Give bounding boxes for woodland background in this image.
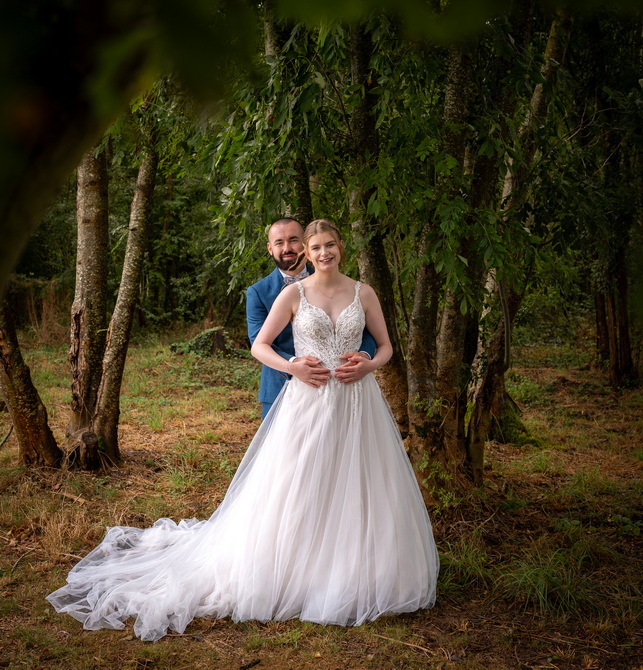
[0,0,641,668]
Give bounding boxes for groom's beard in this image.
[272,252,304,273]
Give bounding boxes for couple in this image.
[47,218,439,642]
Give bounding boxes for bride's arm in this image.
[360,285,393,372]
[251,287,330,388]
[251,285,299,374]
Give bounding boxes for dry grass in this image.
[0,336,641,669]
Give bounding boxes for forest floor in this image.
[0,331,641,670]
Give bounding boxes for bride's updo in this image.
[303,219,346,264]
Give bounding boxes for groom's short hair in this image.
[266,217,302,236]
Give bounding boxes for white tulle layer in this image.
[47,375,439,641]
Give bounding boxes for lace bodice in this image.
[293,282,365,371]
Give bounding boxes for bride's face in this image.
[306,232,343,271]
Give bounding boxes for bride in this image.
[47,219,439,641]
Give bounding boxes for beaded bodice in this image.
[293,282,365,371]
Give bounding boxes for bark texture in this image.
[501,8,574,207]
[0,300,62,467]
[406,241,441,502]
[595,290,610,364]
[348,23,409,435]
[93,141,158,462]
[467,289,523,484]
[69,145,109,435]
[431,46,472,487]
[604,248,637,387]
[293,157,314,225]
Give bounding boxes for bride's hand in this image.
[334,352,372,384]
[289,356,331,388]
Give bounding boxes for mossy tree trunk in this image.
[93,127,158,463]
[406,244,441,501]
[68,144,109,441]
[466,8,573,482]
[348,22,409,436]
[0,300,62,467]
[417,45,472,493]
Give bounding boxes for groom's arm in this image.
[246,285,292,361]
[359,328,377,360]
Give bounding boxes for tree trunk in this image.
[606,289,620,388]
[595,289,610,364]
[293,156,314,225]
[615,247,637,385]
[467,288,523,484]
[0,300,62,467]
[93,141,158,462]
[435,288,470,483]
[406,236,441,503]
[465,9,573,480]
[348,22,409,435]
[501,7,574,205]
[430,45,472,489]
[69,144,109,437]
[263,0,285,60]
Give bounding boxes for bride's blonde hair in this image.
[302,219,346,264]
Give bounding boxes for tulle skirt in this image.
[47,375,439,641]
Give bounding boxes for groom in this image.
[246,217,376,418]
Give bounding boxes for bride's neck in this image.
[311,269,342,288]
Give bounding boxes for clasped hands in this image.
[289,352,371,388]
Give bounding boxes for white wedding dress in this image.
[47,282,438,641]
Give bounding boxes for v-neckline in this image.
[299,283,360,330]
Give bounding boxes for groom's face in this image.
[267,221,305,274]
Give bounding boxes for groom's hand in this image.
[334,352,371,384]
[290,356,331,388]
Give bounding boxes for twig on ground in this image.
[11,546,37,573]
[372,633,435,656]
[0,424,13,449]
[51,490,89,505]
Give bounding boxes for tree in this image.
[69,145,110,438]
[0,300,63,467]
[348,21,410,434]
[466,7,574,485]
[92,115,159,462]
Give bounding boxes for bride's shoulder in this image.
[274,282,301,305]
[355,282,380,310]
[356,281,376,297]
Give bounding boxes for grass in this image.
[0,331,641,669]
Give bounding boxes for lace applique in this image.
[293,282,366,411]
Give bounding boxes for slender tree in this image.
[348,22,410,435]
[93,116,159,462]
[69,144,109,436]
[466,8,574,484]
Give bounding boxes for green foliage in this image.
[417,455,460,512]
[170,327,234,357]
[499,544,602,614]
[439,531,492,598]
[505,373,552,406]
[608,515,642,537]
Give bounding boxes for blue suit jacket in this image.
[246,267,377,404]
